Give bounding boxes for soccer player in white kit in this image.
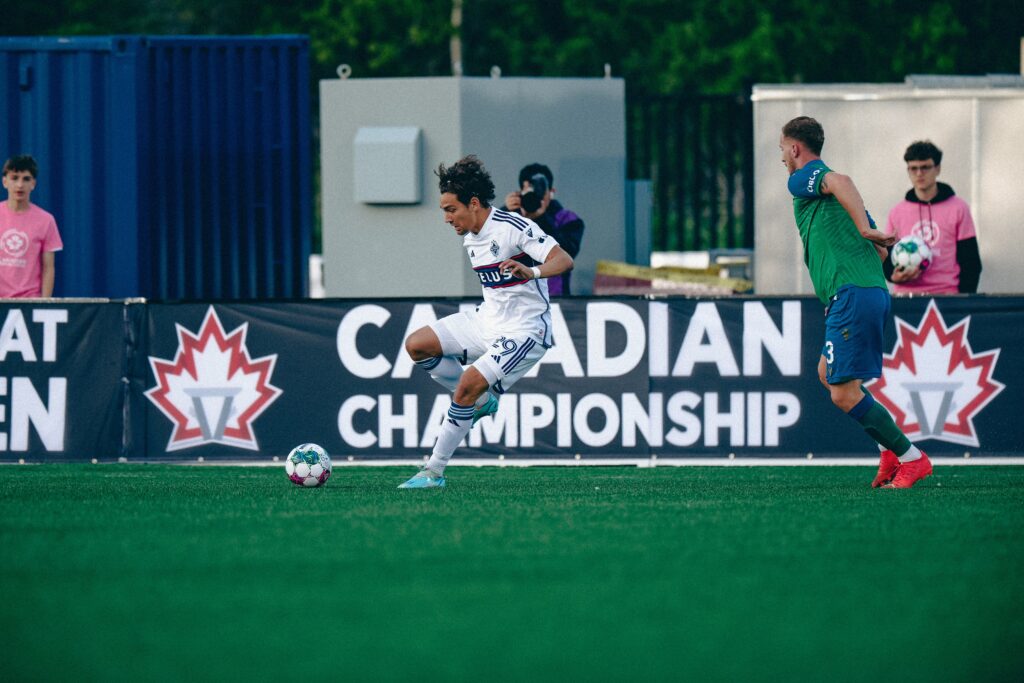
[399,156,574,488]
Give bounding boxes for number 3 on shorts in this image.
[824,341,835,365]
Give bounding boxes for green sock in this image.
[847,391,911,455]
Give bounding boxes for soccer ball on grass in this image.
[285,443,332,487]
[891,235,932,273]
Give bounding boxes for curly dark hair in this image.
[782,116,825,156]
[904,140,942,166]
[435,155,495,207]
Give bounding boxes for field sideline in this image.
[2,465,1022,681]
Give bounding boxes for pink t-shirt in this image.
[0,202,64,297]
[885,194,976,294]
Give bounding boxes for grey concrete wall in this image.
[753,83,1024,295]
[320,78,465,298]
[320,76,626,298]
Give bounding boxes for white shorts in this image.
[430,310,547,395]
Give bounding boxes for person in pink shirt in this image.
[884,141,981,294]
[0,155,63,298]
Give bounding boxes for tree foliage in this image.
[4,0,1020,91]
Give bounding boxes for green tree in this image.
[6,0,1021,94]
[303,0,452,81]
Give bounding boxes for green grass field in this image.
[2,465,1022,682]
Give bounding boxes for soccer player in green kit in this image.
[780,116,932,488]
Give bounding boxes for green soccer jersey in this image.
[788,160,887,304]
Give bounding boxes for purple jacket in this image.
[532,200,585,296]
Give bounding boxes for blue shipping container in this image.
[0,36,312,299]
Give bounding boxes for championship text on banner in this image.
[137,297,1022,461]
[3,298,1019,461]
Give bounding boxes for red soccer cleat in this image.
[871,450,900,488]
[884,452,933,489]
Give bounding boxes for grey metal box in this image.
[353,126,423,204]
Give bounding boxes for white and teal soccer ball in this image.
[891,235,932,272]
[285,443,332,487]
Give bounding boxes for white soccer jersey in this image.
[463,208,558,346]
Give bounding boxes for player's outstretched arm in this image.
[499,246,574,281]
[821,172,897,247]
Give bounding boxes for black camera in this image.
[519,173,549,213]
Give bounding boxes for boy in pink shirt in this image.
[884,141,981,294]
[0,155,63,298]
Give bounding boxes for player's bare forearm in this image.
[498,246,573,281]
[541,246,574,277]
[822,172,897,247]
[873,243,888,262]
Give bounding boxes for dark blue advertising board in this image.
[2,297,1021,461]
[0,302,133,459]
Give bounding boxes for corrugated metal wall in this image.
[0,35,311,299]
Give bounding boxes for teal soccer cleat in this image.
[397,468,447,489]
[472,394,499,425]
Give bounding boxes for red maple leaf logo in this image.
[146,307,282,451]
[869,300,1003,447]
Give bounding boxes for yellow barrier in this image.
[594,260,753,295]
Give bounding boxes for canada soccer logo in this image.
[146,307,282,451]
[869,300,1003,447]
[1,228,29,258]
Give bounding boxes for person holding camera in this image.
[503,163,585,296]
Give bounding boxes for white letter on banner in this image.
[470,395,517,447]
[747,392,763,447]
[666,391,702,446]
[573,393,620,447]
[33,309,67,362]
[672,303,739,377]
[337,305,391,379]
[393,304,443,379]
[622,392,663,448]
[378,394,419,449]
[704,392,745,447]
[519,393,555,447]
[586,302,645,377]
[0,378,7,450]
[648,302,669,377]
[764,392,801,446]
[556,393,573,447]
[11,377,65,451]
[743,301,801,376]
[338,395,377,448]
[0,310,36,362]
[528,304,583,378]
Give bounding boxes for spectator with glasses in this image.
[884,141,982,293]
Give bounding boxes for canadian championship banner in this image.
[2,297,1022,461]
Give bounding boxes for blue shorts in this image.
[822,285,890,385]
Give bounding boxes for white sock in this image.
[415,357,489,408]
[415,355,463,392]
[898,445,922,463]
[426,401,475,474]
